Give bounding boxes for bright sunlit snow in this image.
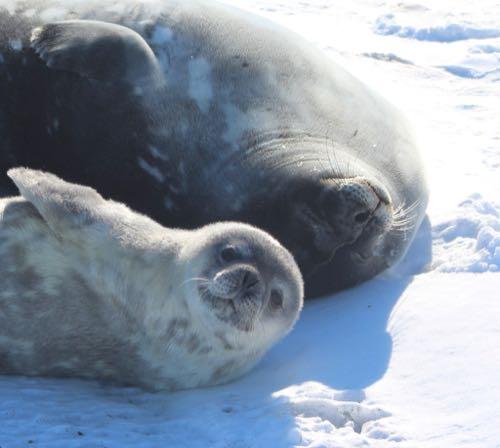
[1,1,499,447]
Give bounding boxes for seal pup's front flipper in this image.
[30,20,162,85]
[7,167,165,250]
[7,167,106,239]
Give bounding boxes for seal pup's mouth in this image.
[198,265,266,332]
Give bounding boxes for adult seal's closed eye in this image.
[0,0,428,298]
[0,168,303,390]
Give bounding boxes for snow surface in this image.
[1,0,499,447]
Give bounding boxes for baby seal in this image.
[0,168,303,390]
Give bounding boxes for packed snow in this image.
[1,0,499,447]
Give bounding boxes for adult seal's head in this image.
[259,144,421,296]
[0,168,303,390]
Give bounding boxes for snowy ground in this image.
[1,1,499,447]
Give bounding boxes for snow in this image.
[374,14,500,42]
[1,0,499,447]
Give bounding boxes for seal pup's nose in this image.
[210,265,262,300]
[241,269,260,291]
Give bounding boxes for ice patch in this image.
[188,58,214,114]
[432,194,500,272]
[375,14,500,42]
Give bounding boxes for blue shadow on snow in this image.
[251,215,432,391]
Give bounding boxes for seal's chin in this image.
[198,266,265,332]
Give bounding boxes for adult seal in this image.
[0,0,428,298]
[0,168,303,390]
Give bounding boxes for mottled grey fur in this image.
[0,168,303,390]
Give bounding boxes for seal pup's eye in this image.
[219,245,240,263]
[269,289,284,310]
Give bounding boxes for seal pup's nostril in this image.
[241,269,260,291]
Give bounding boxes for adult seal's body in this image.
[0,168,303,390]
[0,0,428,297]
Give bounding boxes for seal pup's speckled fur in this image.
[0,168,303,390]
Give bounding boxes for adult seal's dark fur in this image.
[0,0,428,298]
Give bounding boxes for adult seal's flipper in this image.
[30,20,162,85]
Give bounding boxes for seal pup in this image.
[0,168,303,390]
[0,0,428,297]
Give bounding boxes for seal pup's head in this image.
[5,167,303,390]
[180,222,303,343]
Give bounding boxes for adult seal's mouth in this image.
[275,174,394,272]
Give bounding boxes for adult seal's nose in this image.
[320,177,391,229]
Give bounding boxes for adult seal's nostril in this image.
[355,211,371,223]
